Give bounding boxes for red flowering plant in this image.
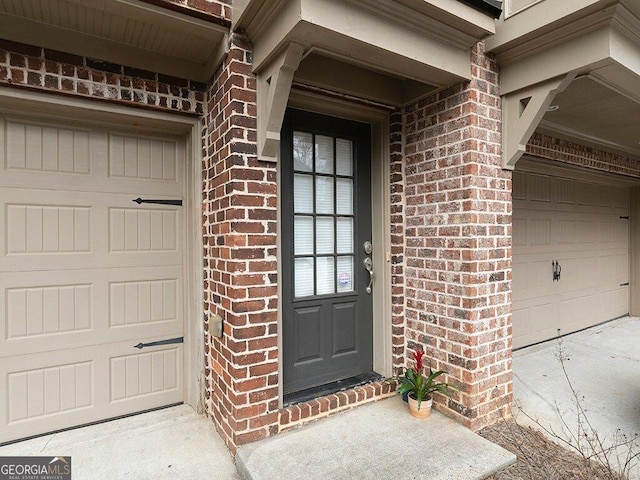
[395,348,456,411]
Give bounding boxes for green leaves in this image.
[396,367,457,410]
[386,348,459,411]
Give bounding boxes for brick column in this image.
[403,42,512,430]
[203,33,279,453]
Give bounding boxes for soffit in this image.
[234,0,497,107]
[488,0,640,166]
[0,0,229,83]
[538,76,640,161]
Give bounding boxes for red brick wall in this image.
[0,40,205,115]
[402,43,512,430]
[202,32,280,453]
[154,0,231,22]
[527,133,640,178]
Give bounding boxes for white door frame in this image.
[0,87,205,412]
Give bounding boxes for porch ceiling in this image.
[538,76,640,160]
[234,0,497,107]
[0,0,229,83]
[486,0,640,167]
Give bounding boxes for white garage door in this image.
[512,170,629,349]
[0,116,185,443]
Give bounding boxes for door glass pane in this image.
[336,139,352,176]
[295,257,314,297]
[337,256,354,293]
[294,216,314,255]
[336,178,353,215]
[293,131,313,172]
[316,217,334,255]
[294,174,313,213]
[315,135,334,174]
[316,257,335,295]
[336,218,353,254]
[315,177,334,214]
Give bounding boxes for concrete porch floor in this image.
[514,316,640,474]
[0,404,240,480]
[236,396,516,480]
[1,396,516,479]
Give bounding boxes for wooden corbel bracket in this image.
[502,72,576,169]
[257,42,305,162]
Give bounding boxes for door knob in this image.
[363,257,374,294]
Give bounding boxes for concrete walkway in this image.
[236,396,516,480]
[514,316,640,476]
[0,405,239,480]
[1,397,515,480]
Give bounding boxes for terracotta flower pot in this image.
[407,394,432,419]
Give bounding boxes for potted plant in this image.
[394,348,456,419]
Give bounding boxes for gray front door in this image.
[281,109,373,398]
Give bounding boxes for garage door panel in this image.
[109,207,179,253]
[553,177,575,205]
[1,267,182,358]
[599,185,628,208]
[558,219,576,244]
[528,218,551,245]
[615,253,629,281]
[4,119,91,176]
[614,221,628,242]
[524,302,556,346]
[1,197,182,272]
[513,259,553,297]
[6,360,95,424]
[562,256,599,289]
[5,283,93,340]
[513,171,629,348]
[613,288,628,312]
[1,114,186,444]
[108,133,179,183]
[1,118,184,195]
[109,278,179,328]
[5,203,92,256]
[576,182,597,206]
[0,347,107,439]
[527,174,551,202]
[110,347,181,403]
[512,308,530,345]
[599,221,614,243]
[512,218,527,246]
[598,254,615,279]
[0,341,182,442]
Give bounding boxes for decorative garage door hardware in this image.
[133,198,183,206]
[552,260,562,282]
[621,282,630,287]
[134,337,184,349]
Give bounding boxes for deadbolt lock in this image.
[363,241,372,255]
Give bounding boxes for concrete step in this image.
[236,396,515,480]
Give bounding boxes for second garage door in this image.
[0,115,186,443]
[512,168,629,349]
